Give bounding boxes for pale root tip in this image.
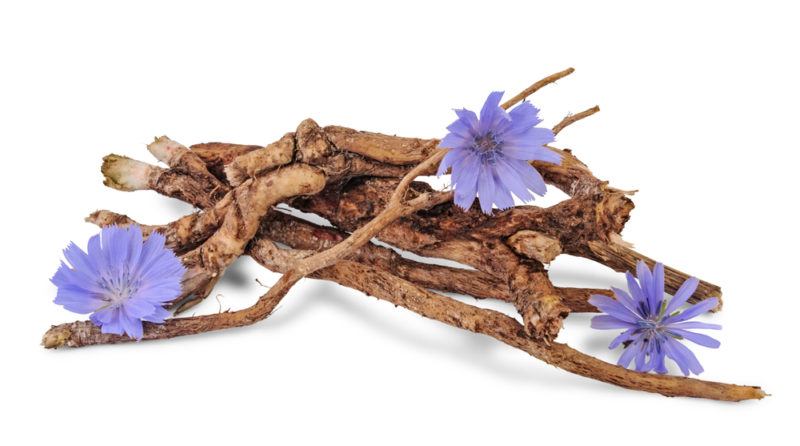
[84,210,131,227]
[42,326,70,349]
[147,135,185,164]
[710,292,724,312]
[101,155,154,191]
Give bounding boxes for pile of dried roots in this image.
[41,68,765,401]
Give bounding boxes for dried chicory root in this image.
[42,69,763,401]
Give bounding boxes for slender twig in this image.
[501,67,575,110]
[552,105,601,136]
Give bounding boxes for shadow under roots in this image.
[264,279,619,395]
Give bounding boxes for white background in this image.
[1,1,796,444]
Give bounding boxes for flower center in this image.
[637,318,664,335]
[98,269,140,306]
[472,131,501,152]
[471,131,503,164]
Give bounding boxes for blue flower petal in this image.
[436,148,467,176]
[478,91,505,134]
[446,117,476,140]
[668,321,721,330]
[664,277,699,315]
[85,233,106,274]
[62,242,98,277]
[617,340,642,368]
[635,261,654,315]
[588,294,641,324]
[503,158,547,196]
[452,153,481,210]
[651,339,669,374]
[663,298,718,325]
[652,262,665,311]
[119,307,144,340]
[493,157,534,202]
[100,321,125,336]
[634,341,652,372]
[91,307,118,325]
[454,108,479,131]
[439,133,469,151]
[102,226,129,273]
[663,336,704,376]
[123,297,157,319]
[490,167,515,210]
[591,315,636,330]
[142,306,172,324]
[97,308,124,335]
[126,226,144,268]
[608,328,636,349]
[507,101,543,131]
[609,286,641,316]
[667,329,721,348]
[503,127,555,154]
[476,164,497,214]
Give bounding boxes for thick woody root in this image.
[94,120,416,248]
[291,177,621,339]
[174,164,326,312]
[189,111,721,308]
[291,172,721,303]
[101,126,712,338]
[99,125,717,337]
[42,239,764,402]
[189,142,262,181]
[147,136,230,202]
[258,212,607,311]
[45,149,453,348]
[86,203,230,256]
[102,154,228,210]
[99,135,237,252]
[95,161,329,311]
[87,208,606,312]
[510,266,570,341]
[101,156,572,340]
[219,122,418,185]
[122,78,616,337]
[103,136,231,209]
[224,132,295,186]
[94,160,328,311]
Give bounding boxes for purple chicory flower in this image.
[50,225,185,340]
[589,261,721,376]
[437,91,560,214]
